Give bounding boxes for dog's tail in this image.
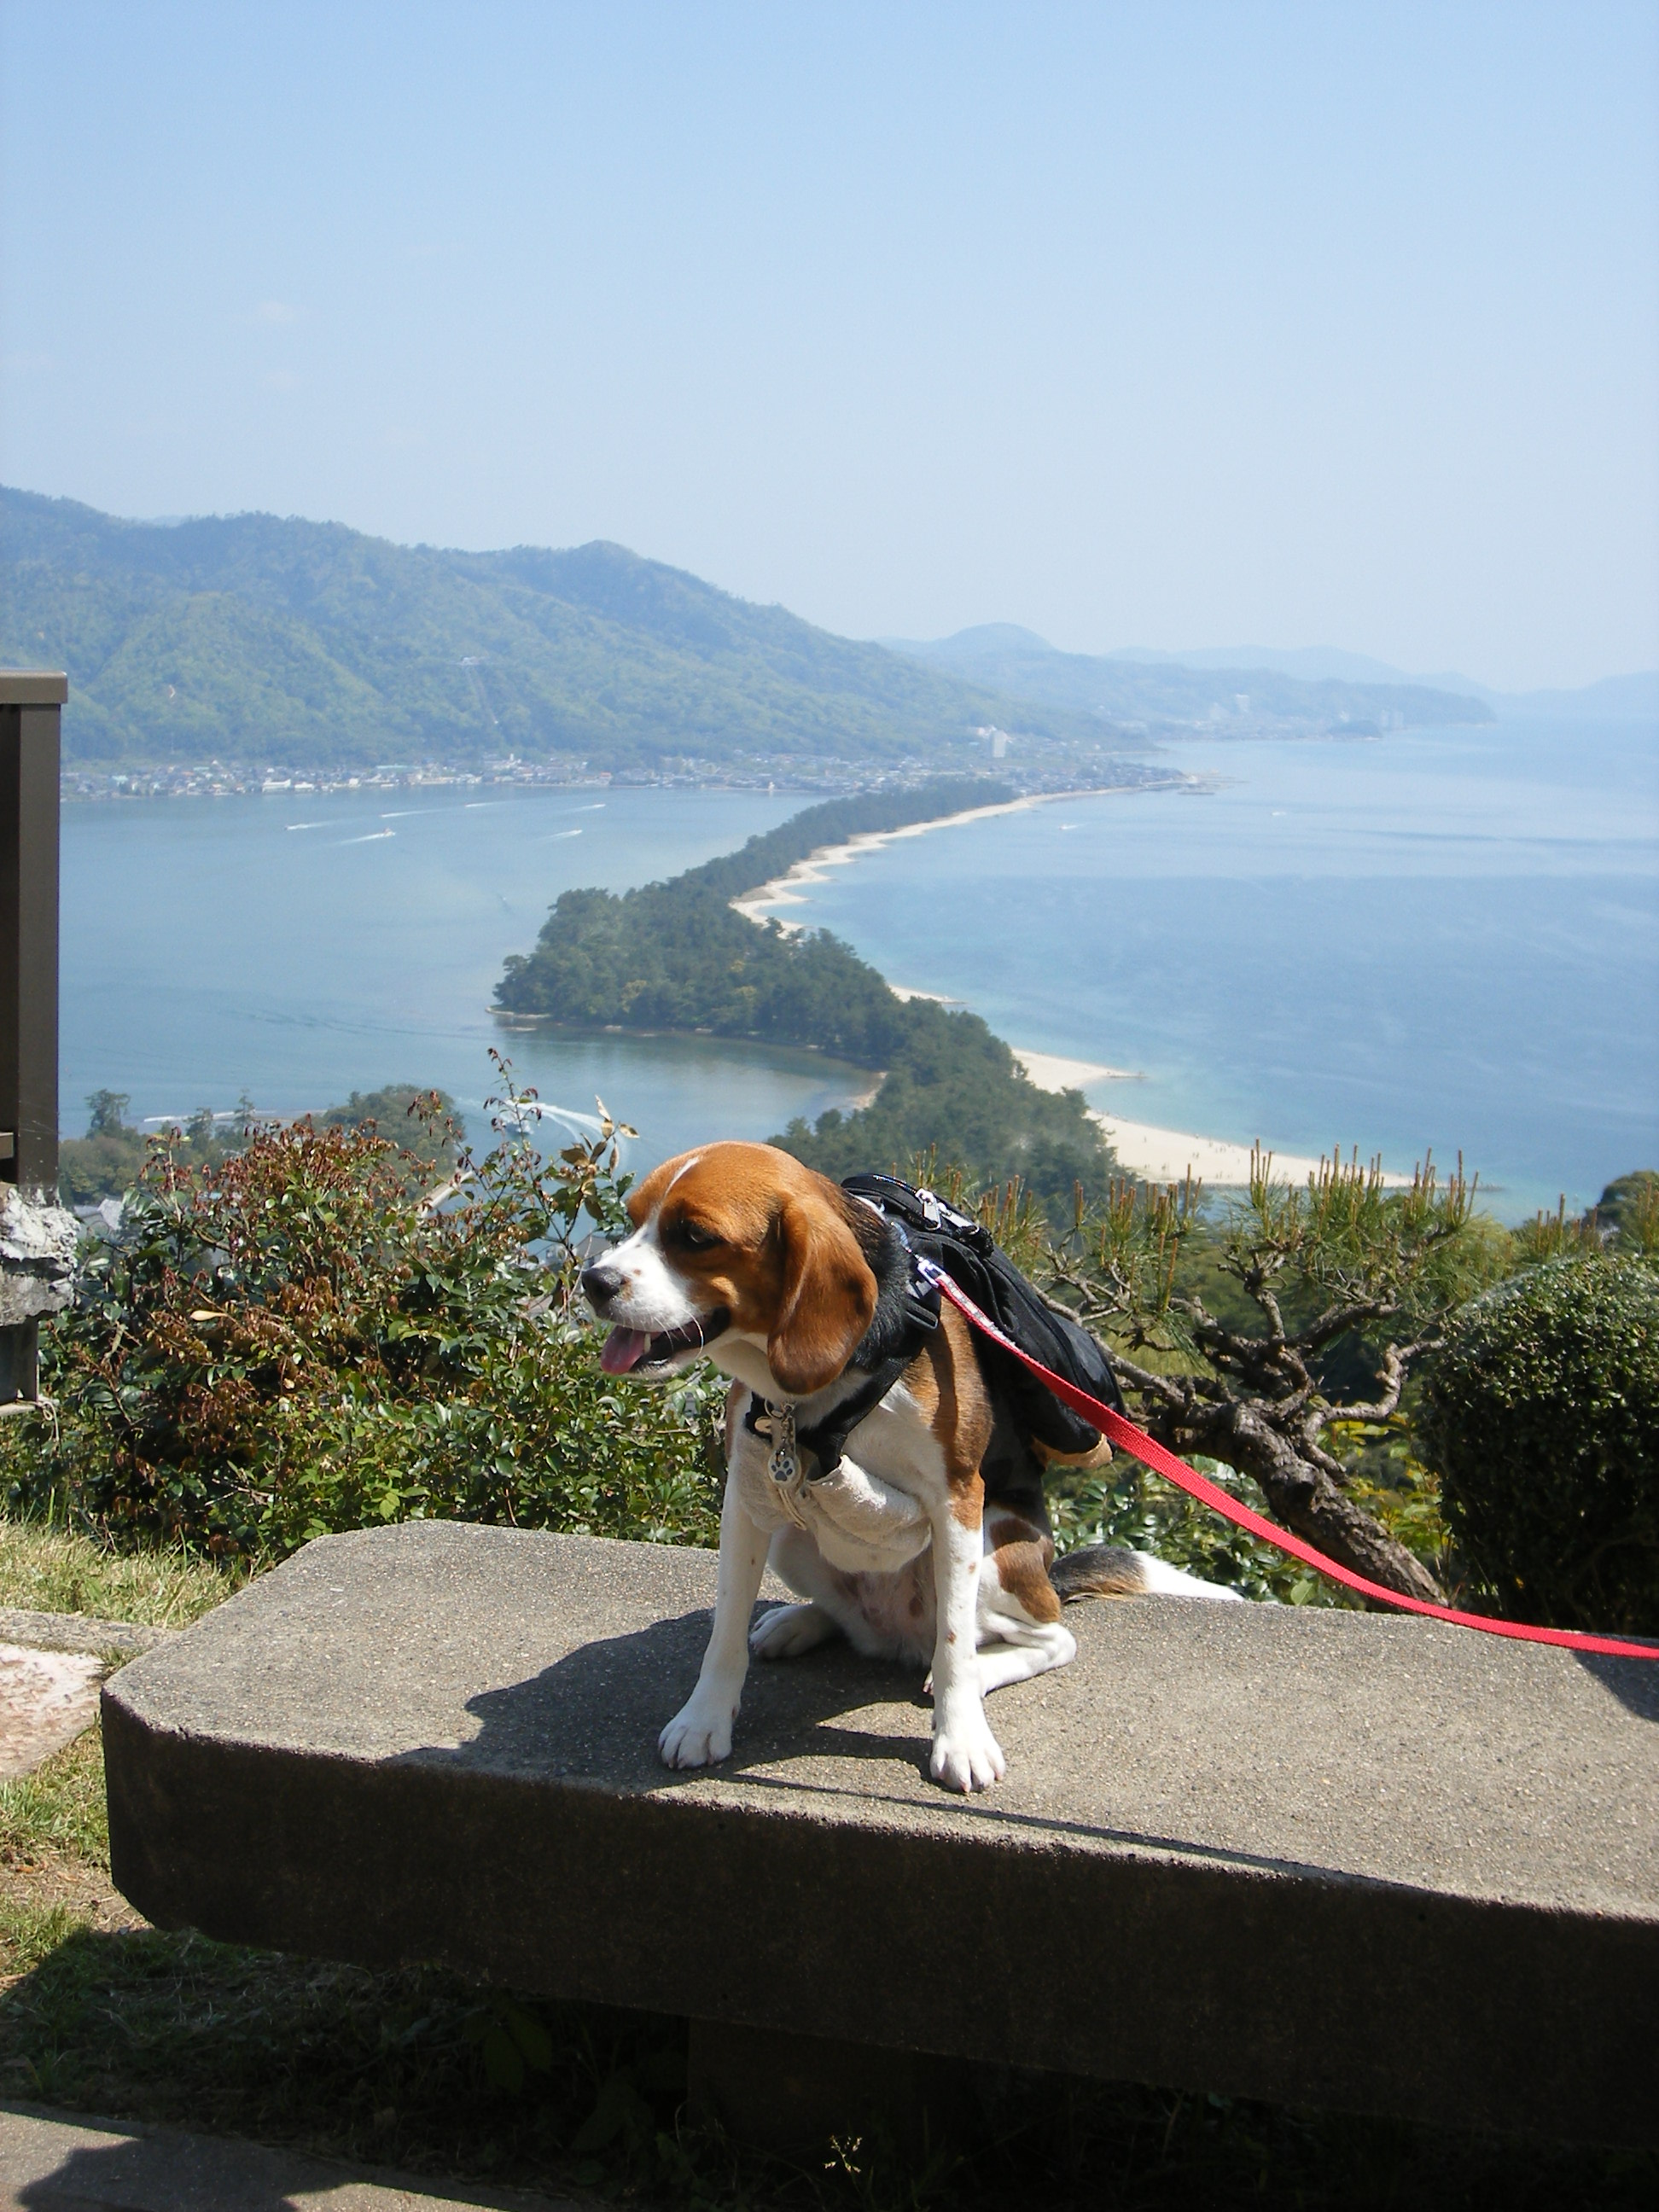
[1051,1544,1245,1604]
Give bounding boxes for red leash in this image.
[919,1259,1659,1663]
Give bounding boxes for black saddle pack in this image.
[841,1172,1125,1460]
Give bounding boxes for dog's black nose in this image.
[581,1262,625,1307]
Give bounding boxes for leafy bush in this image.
[56,1089,255,1208]
[1419,1258,1659,1633]
[4,1068,722,1561]
[317,1081,461,1178]
[59,1084,463,1209]
[56,1091,152,1206]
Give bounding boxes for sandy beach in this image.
[1011,1048,1144,1091]
[1079,1109,1329,1188]
[1013,1050,1403,1186]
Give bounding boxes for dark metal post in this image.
[0,672,67,1399]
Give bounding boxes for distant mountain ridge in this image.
[1107,641,1486,690]
[5,486,1532,776]
[892,626,1656,721]
[1098,645,1659,717]
[0,488,1107,773]
[887,625,1495,733]
[1500,672,1659,721]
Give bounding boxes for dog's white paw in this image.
[749,1603,837,1662]
[929,1713,1006,1794]
[658,1693,737,1769]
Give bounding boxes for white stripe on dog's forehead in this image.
[666,1155,701,1192]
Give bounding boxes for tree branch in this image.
[1304,1331,1442,1435]
[1289,1296,1396,1355]
[1210,1405,1445,1604]
[1103,1348,1193,1414]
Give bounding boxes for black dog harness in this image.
[740,1173,1126,1487]
[740,1194,940,1481]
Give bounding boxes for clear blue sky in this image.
[3,2,1656,690]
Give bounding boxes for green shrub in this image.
[59,1084,463,1210]
[3,1068,722,1561]
[56,1090,152,1206]
[318,1081,461,1178]
[1420,1258,1659,1633]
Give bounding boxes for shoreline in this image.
[727,792,1403,1190]
[730,789,1125,931]
[1014,1050,1411,1188]
[1011,1048,1144,1089]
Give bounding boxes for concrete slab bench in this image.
[102,1522,1659,2149]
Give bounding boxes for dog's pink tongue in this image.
[600,1326,649,1375]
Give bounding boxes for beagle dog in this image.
[581,1141,1237,1793]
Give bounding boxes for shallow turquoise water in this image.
[61,714,1658,1216]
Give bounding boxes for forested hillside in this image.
[496,782,1115,1206]
[0,488,1104,772]
[3,488,1499,775]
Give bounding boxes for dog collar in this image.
[742,1348,918,1483]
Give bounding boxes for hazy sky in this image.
[3,2,1656,690]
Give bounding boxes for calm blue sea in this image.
[775,717,1659,1220]
[60,713,1658,1220]
[59,785,859,1161]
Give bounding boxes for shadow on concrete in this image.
[398,1604,934,1795]
[392,1608,1408,1883]
[382,1603,1659,1893]
[1576,1650,1659,1721]
[5,2124,540,2209]
[11,2139,278,2209]
[12,2135,299,2210]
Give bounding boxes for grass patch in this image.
[0,1923,651,2186]
[0,1896,87,1981]
[0,1723,141,1984]
[0,1516,240,1628]
[0,1722,109,1871]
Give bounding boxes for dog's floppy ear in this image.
[767,1189,878,1396]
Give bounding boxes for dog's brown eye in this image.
[678,1220,718,1250]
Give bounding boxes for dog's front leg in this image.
[926,1473,1005,1793]
[658,1467,770,1770]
